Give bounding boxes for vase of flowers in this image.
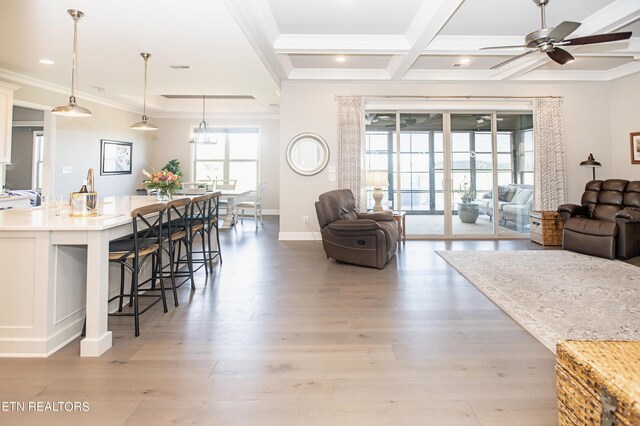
[142,169,181,201]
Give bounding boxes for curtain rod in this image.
[359,95,561,100]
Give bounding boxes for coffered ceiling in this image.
[0,0,638,115]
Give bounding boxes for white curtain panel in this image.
[337,96,367,211]
[532,98,568,211]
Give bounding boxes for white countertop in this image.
[0,195,30,201]
[0,195,176,231]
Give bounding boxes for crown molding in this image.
[0,68,138,114]
[605,61,640,81]
[152,112,280,120]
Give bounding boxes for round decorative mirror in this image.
[286,133,330,176]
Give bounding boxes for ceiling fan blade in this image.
[547,48,575,65]
[480,45,528,50]
[563,31,632,46]
[490,50,536,70]
[548,21,581,42]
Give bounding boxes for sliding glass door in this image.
[365,110,534,239]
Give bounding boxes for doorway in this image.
[365,111,534,239]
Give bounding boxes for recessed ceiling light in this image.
[459,58,471,64]
[335,56,347,63]
[38,58,55,65]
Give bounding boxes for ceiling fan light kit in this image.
[52,9,93,117]
[131,53,158,131]
[482,0,632,70]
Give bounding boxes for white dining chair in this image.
[235,182,267,229]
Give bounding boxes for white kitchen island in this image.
[0,195,209,358]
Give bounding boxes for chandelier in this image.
[189,95,215,144]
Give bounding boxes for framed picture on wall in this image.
[100,140,132,175]
[631,132,640,164]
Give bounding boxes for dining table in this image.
[218,189,250,229]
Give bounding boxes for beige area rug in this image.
[436,250,640,353]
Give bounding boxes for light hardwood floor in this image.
[0,217,558,425]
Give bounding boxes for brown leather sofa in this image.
[315,189,398,269]
[558,179,640,259]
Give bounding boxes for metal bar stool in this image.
[204,192,222,269]
[174,194,210,276]
[108,203,168,337]
[164,197,195,300]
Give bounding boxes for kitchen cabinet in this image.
[0,82,19,163]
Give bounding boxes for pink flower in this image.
[153,178,160,183]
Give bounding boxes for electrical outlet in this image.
[303,215,308,223]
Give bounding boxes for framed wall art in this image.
[631,132,640,165]
[100,139,132,175]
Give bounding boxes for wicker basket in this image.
[530,210,564,246]
[556,340,640,426]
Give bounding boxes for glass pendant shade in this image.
[52,9,93,117]
[189,96,215,144]
[131,52,157,131]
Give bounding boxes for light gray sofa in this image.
[471,184,533,229]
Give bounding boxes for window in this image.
[32,131,44,190]
[192,128,259,192]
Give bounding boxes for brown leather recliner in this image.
[315,189,398,269]
[558,179,640,259]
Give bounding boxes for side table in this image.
[530,210,564,246]
[392,211,406,248]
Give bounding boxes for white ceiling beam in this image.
[222,0,287,86]
[426,35,525,53]
[274,35,410,54]
[288,69,390,81]
[403,69,498,81]
[388,0,465,80]
[513,70,610,81]
[491,0,640,80]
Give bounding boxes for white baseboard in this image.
[278,232,321,241]
[262,209,279,215]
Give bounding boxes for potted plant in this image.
[458,178,479,223]
[162,159,182,178]
[459,178,476,204]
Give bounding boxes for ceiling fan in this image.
[481,0,632,70]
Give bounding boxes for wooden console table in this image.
[392,211,406,248]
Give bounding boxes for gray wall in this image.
[5,126,41,189]
[6,79,155,197]
[151,116,280,212]
[279,80,614,237]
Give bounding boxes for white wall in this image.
[150,116,280,212]
[609,72,640,180]
[279,80,614,237]
[5,79,154,197]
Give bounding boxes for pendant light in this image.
[52,9,93,117]
[131,53,158,130]
[189,95,215,144]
